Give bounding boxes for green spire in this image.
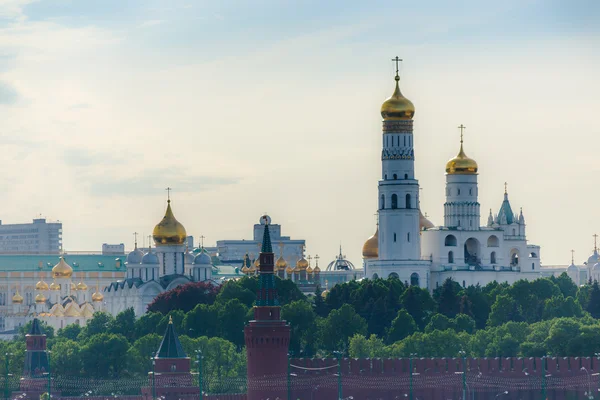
[29,318,43,335]
[155,317,187,358]
[261,222,273,253]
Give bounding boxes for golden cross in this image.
[133,232,138,247]
[458,124,466,143]
[165,187,172,201]
[307,255,312,266]
[391,56,402,77]
[314,254,320,267]
[199,235,205,248]
[571,249,575,264]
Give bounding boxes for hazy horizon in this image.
[0,0,599,266]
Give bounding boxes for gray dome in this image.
[588,250,599,265]
[194,251,212,266]
[126,248,144,264]
[141,251,159,265]
[567,263,578,272]
[593,262,600,272]
[185,251,195,264]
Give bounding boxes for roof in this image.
[28,318,43,335]
[498,193,514,225]
[261,223,273,253]
[155,318,187,359]
[0,254,124,272]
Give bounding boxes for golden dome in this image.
[419,210,435,230]
[248,265,256,274]
[380,75,415,121]
[70,282,77,292]
[307,266,314,274]
[276,256,287,270]
[92,290,104,302]
[76,282,88,291]
[362,227,379,259]
[82,307,94,318]
[51,304,65,317]
[64,304,80,317]
[12,290,23,304]
[254,258,260,268]
[241,265,250,274]
[296,257,309,270]
[52,257,73,279]
[35,293,46,304]
[35,280,49,291]
[49,281,60,291]
[285,265,293,275]
[445,140,478,175]
[313,265,320,273]
[153,200,187,246]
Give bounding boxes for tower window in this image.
[532,263,535,270]
[448,251,454,263]
[462,280,466,288]
[406,194,412,209]
[393,233,397,242]
[380,194,385,210]
[404,136,406,146]
[407,233,410,242]
[391,194,398,209]
[469,188,472,195]
[458,189,461,195]
[404,173,408,179]
[393,174,397,180]
[385,174,387,180]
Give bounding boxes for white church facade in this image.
[362,63,547,290]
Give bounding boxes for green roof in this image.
[156,319,187,359]
[0,254,124,272]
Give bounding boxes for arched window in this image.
[393,174,398,180]
[531,263,535,270]
[490,251,497,264]
[458,189,461,195]
[529,252,538,258]
[410,273,419,287]
[407,233,410,242]
[512,229,516,236]
[393,233,397,242]
[372,273,379,279]
[385,174,387,180]
[406,194,412,209]
[445,235,457,247]
[389,272,399,279]
[404,173,408,179]
[448,251,454,263]
[462,280,466,288]
[487,235,499,247]
[391,194,398,209]
[380,194,385,210]
[469,188,472,195]
[404,136,406,146]
[510,250,519,266]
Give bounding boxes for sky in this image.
[0,0,599,266]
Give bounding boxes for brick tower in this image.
[142,316,199,400]
[245,217,290,400]
[20,318,51,396]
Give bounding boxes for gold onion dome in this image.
[153,200,187,245]
[35,293,46,303]
[362,227,379,259]
[12,291,23,304]
[241,265,250,274]
[276,256,287,270]
[76,281,88,291]
[296,257,309,270]
[419,210,435,230]
[446,139,478,175]
[35,279,49,291]
[307,265,314,274]
[70,282,77,291]
[380,75,415,121]
[285,265,293,275]
[313,265,320,273]
[50,281,60,291]
[65,305,80,317]
[92,290,104,302]
[52,257,73,279]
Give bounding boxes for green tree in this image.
[56,324,81,341]
[216,299,248,348]
[401,286,435,329]
[434,278,462,318]
[109,308,136,342]
[386,309,417,344]
[487,294,520,326]
[18,320,54,340]
[79,312,114,339]
[464,285,492,329]
[282,300,317,356]
[587,281,600,318]
[453,314,476,334]
[545,318,582,355]
[134,312,163,338]
[216,280,256,307]
[49,339,83,376]
[318,304,367,353]
[349,334,386,358]
[552,273,578,299]
[542,296,583,320]
[183,304,219,338]
[80,333,130,378]
[313,285,329,317]
[425,314,452,333]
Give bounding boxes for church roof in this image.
[155,317,187,359]
[261,219,273,253]
[0,254,124,272]
[498,192,514,225]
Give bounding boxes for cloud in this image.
[0,80,18,104]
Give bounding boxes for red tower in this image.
[20,318,53,396]
[245,218,290,400]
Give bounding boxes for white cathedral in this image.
[361,66,544,290]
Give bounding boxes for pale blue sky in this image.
[0,0,599,266]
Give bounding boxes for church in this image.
[362,61,544,290]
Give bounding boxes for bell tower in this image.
[244,216,290,400]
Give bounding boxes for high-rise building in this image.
[0,218,62,254]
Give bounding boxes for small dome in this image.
[153,200,187,246]
[126,247,144,264]
[36,280,49,291]
[185,250,195,265]
[64,304,81,317]
[446,140,478,175]
[254,258,260,268]
[194,250,212,266]
[260,214,272,225]
[313,265,321,273]
[52,257,73,279]
[285,265,294,275]
[35,293,46,304]
[49,282,60,291]
[12,291,23,304]
[296,257,309,270]
[276,256,287,270]
[567,263,578,272]
[588,250,599,266]
[76,282,88,291]
[307,265,314,274]
[70,282,77,292]
[241,265,250,274]
[419,211,435,230]
[593,262,600,272]
[380,75,415,121]
[362,228,378,259]
[142,249,159,265]
[92,290,104,302]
